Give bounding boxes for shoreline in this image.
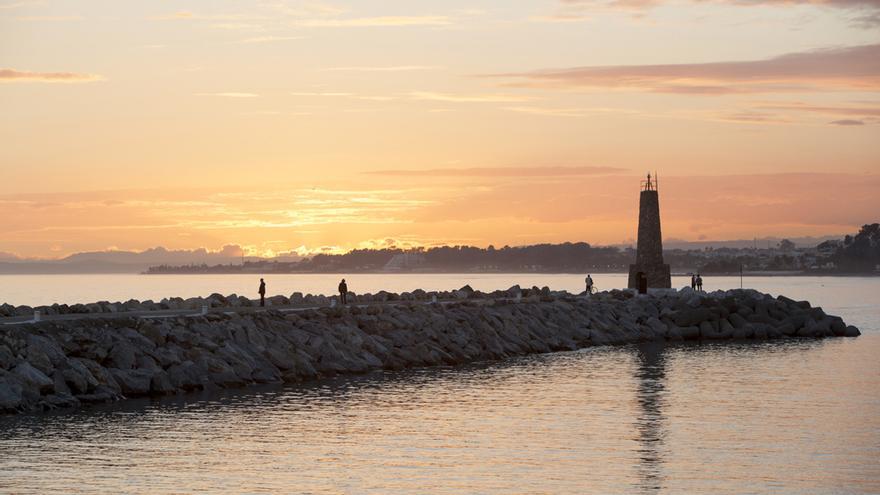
[0,287,860,415]
[1,270,877,277]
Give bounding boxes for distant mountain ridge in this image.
[0,245,301,274]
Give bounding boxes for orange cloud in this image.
[492,44,880,94]
[0,68,103,83]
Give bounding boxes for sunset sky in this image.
[1,0,878,259]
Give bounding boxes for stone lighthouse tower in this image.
[628,173,671,290]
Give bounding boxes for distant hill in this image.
[0,246,302,274]
[655,235,846,250]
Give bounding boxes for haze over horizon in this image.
[2,0,878,259]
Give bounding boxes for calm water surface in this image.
[1,275,878,494]
[0,272,878,310]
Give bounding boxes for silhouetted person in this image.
[258,278,266,307]
[585,274,594,295]
[338,278,348,305]
[690,274,696,290]
[696,274,703,292]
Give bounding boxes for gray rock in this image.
[109,368,154,396]
[15,305,34,317]
[12,362,54,394]
[62,359,99,395]
[138,322,167,346]
[167,361,207,391]
[150,370,177,395]
[120,327,157,350]
[52,371,72,396]
[673,308,714,327]
[0,344,16,370]
[829,317,847,337]
[76,385,121,404]
[731,324,754,339]
[75,357,121,394]
[148,345,184,368]
[776,321,797,336]
[40,392,80,410]
[679,326,700,340]
[0,372,24,411]
[728,312,749,328]
[106,341,138,370]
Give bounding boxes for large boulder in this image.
[0,344,16,370]
[0,303,16,317]
[75,357,122,394]
[0,373,24,412]
[455,285,475,300]
[109,368,154,396]
[150,371,177,395]
[673,308,714,328]
[728,312,748,329]
[106,341,139,370]
[12,362,54,394]
[167,361,207,391]
[679,326,700,340]
[61,359,100,395]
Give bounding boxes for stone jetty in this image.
[0,286,860,414]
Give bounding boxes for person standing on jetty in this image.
[338,278,348,305]
[258,278,266,307]
[585,274,594,295]
[696,274,703,292]
[691,274,696,290]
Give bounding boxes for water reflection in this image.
[1,337,878,494]
[633,343,668,493]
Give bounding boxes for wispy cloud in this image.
[410,91,536,103]
[829,119,866,125]
[757,101,880,116]
[290,90,404,101]
[236,35,304,44]
[320,65,442,72]
[491,43,880,94]
[295,16,451,27]
[503,105,640,117]
[547,0,880,27]
[0,68,103,83]
[366,166,627,177]
[153,10,195,20]
[704,100,880,126]
[14,15,83,21]
[713,111,795,124]
[212,23,264,30]
[850,11,880,27]
[290,91,354,97]
[195,92,260,98]
[150,11,267,21]
[0,1,40,9]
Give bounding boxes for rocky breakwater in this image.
[0,287,860,414]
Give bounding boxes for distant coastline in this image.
[3,224,878,276]
[140,268,878,277]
